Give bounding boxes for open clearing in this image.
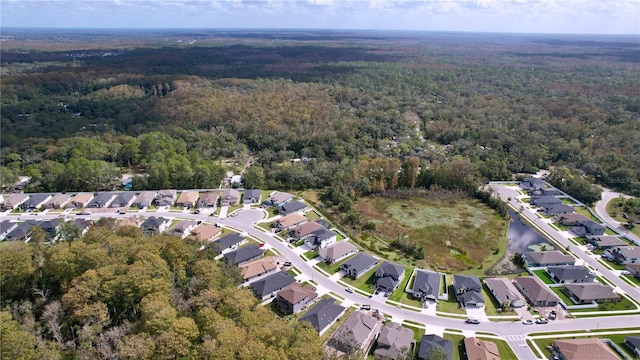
[353,193,509,274]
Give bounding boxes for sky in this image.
[2,0,639,35]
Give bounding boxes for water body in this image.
[506,210,553,253]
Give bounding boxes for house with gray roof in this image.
[250,271,296,299]
[547,265,595,284]
[341,252,379,279]
[19,194,52,210]
[220,188,240,206]
[627,264,640,279]
[555,213,591,226]
[299,298,346,335]
[319,241,358,264]
[524,251,575,267]
[155,190,177,207]
[328,311,380,355]
[530,196,562,207]
[278,201,307,215]
[73,219,92,236]
[625,336,640,357]
[0,221,18,241]
[88,192,115,208]
[275,282,318,315]
[373,261,405,294]
[223,244,264,265]
[374,322,413,360]
[196,192,218,208]
[484,278,526,308]
[586,235,628,250]
[542,204,574,215]
[38,219,62,238]
[132,191,157,208]
[410,270,441,303]
[167,220,199,239]
[571,220,606,237]
[604,246,640,265]
[531,187,561,197]
[243,190,262,205]
[453,275,484,307]
[109,192,136,208]
[209,233,246,255]
[5,221,39,241]
[563,283,619,304]
[418,334,453,360]
[520,177,545,191]
[513,276,560,307]
[304,228,337,250]
[141,216,171,236]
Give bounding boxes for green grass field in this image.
[443,333,465,360]
[533,270,555,284]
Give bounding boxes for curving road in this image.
[594,188,639,244]
[6,196,640,360]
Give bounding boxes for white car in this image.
[522,319,534,325]
[346,287,354,293]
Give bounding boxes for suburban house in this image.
[341,252,379,279]
[524,251,575,267]
[67,193,94,208]
[155,190,177,207]
[239,256,278,283]
[409,270,442,303]
[562,283,619,304]
[131,191,157,208]
[571,220,606,237]
[520,177,545,191]
[319,241,358,264]
[118,217,144,229]
[188,223,222,244]
[278,201,307,215]
[464,337,501,360]
[38,219,62,239]
[109,192,136,208]
[209,233,246,255]
[5,220,40,241]
[266,192,293,207]
[250,271,297,299]
[373,261,405,294]
[604,246,640,265]
[304,228,337,250]
[542,204,574,215]
[299,298,346,335]
[1,194,29,210]
[555,213,591,226]
[223,244,264,265]
[546,265,595,284]
[88,192,115,208]
[374,322,413,360]
[196,192,219,209]
[586,235,628,250]
[626,264,640,279]
[220,188,240,206]
[513,276,560,307]
[20,194,52,210]
[327,311,380,356]
[530,196,562,208]
[140,216,171,236]
[531,187,562,197]
[167,220,199,239]
[418,334,452,360]
[453,275,484,308]
[290,221,324,240]
[624,336,640,358]
[175,191,199,208]
[274,282,318,315]
[274,213,308,231]
[0,221,18,241]
[243,189,262,205]
[44,193,72,209]
[553,338,619,360]
[484,278,526,308]
[73,219,92,236]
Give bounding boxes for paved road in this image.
[594,188,639,244]
[6,199,640,360]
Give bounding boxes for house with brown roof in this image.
[175,191,199,208]
[586,235,628,250]
[485,278,526,308]
[524,251,575,267]
[239,256,278,283]
[319,241,358,264]
[328,311,381,356]
[266,192,293,207]
[188,223,222,244]
[604,246,640,265]
[196,192,218,208]
[44,193,72,209]
[220,188,240,206]
[513,276,560,307]
[1,194,29,210]
[274,213,307,231]
[274,282,318,314]
[562,283,619,304]
[290,221,324,240]
[553,338,619,360]
[626,263,640,279]
[464,337,501,360]
[132,191,157,208]
[374,322,413,360]
[67,193,94,208]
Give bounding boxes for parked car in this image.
[360,305,371,310]
[522,319,534,325]
[465,318,480,324]
[346,287,354,293]
[283,261,292,267]
[535,318,548,324]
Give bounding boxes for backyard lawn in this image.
[574,206,601,222]
[533,270,555,284]
[388,269,414,302]
[436,286,466,315]
[550,287,574,305]
[341,263,382,293]
[303,250,318,260]
[571,294,638,313]
[315,254,356,274]
[443,333,465,360]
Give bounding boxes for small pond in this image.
[506,210,553,253]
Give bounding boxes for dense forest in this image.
[1,30,639,198]
[0,225,324,359]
